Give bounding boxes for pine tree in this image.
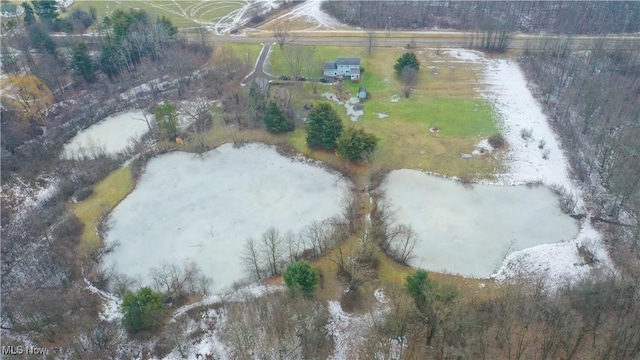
[264,101,294,133]
[283,260,320,298]
[69,42,95,82]
[121,287,165,333]
[155,101,180,141]
[394,52,420,76]
[306,103,344,150]
[22,2,35,25]
[32,0,58,22]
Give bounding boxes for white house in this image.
[323,57,361,81]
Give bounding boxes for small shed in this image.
[358,86,367,99]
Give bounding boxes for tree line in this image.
[321,1,640,34]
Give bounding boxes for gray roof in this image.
[323,61,336,70]
[336,57,360,66]
[1,4,18,12]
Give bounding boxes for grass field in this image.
[73,167,134,255]
[67,0,251,28]
[270,45,500,178]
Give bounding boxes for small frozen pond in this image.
[62,110,149,159]
[381,169,579,277]
[102,143,350,294]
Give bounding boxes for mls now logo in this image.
[2,346,48,355]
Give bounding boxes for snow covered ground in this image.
[384,49,614,289]
[61,110,149,159]
[102,143,350,294]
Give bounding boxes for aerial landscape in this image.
[1,0,639,359]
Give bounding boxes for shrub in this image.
[488,133,505,149]
[336,127,378,162]
[121,287,165,333]
[283,260,320,298]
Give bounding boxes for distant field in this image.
[271,45,500,178]
[67,0,255,29]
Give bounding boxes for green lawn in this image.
[67,0,249,28]
[272,45,500,178]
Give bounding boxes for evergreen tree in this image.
[157,15,178,37]
[155,101,180,141]
[394,52,420,76]
[247,81,267,126]
[32,0,58,22]
[306,103,344,150]
[264,101,294,133]
[22,2,35,25]
[28,23,57,57]
[336,127,378,162]
[121,287,165,333]
[69,41,95,82]
[283,260,320,298]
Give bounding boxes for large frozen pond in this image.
[62,110,149,159]
[102,143,350,294]
[381,169,579,277]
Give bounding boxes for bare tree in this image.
[260,227,283,276]
[274,19,293,49]
[365,27,376,55]
[283,45,315,81]
[401,67,418,98]
[242,238,264,281]
[150,261,212,302]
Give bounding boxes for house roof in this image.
[336,57,360,66]
[323,62,337,70]
[1,4,18,12]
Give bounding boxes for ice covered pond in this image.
[381,169,579,277]
[62,110,149,159]
[102,143,350,294]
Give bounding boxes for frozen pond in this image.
[62,110,149,159]
[381,169,579,277]
[102,143,350,294]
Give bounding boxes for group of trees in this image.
[519,40,640,225]
[306,103,378,162]
[321,1,640,35]
[242,192,360,282]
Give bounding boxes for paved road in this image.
[241,42,277,89]
[183,29,640,51]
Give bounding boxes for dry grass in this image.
[72,167,134,255]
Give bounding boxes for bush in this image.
[306,103,344,150]
[488,133,505,149]
[283,260,320,298]
[336,127,378,162]
[121,287,165,333]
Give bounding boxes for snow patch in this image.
[322,92,363,121]
[84,278,122,322]
[493,219,612,290]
